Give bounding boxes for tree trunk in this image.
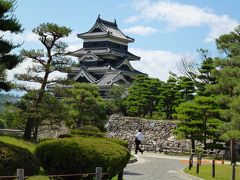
[230,139,236,164]
[23,117,34,139]
[203,118,207,149]
[191,138,195,153]
[33,122,39,140]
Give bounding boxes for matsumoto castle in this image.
[55,16,143,96]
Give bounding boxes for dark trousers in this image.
[135,138,143,154]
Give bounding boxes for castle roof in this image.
[78,16,134,43]
[71,47,140,61]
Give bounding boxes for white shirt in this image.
[135,132,144,141]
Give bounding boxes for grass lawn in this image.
[184,164,240,180]
[0,135,36,153]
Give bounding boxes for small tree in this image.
[17,23,71,139]
[0,0,22,91]
[107,85,127,114]
[158,73,181,119]
[174,96,222,150]
[60,83,107,130]
[208,25,240,163]
[3,91,68,137]
[174,101,203,150]
[126,75,161,117]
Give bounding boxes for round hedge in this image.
[0,142,40,176]
[78,125,100,133]
[35,137,130,179]
[70,129,105,138]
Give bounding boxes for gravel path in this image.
[124,153,199,180]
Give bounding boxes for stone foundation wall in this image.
[106,114,193,152]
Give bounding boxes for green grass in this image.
[184,164,240,180]
[27,176,50,180]
[0,135,37,153]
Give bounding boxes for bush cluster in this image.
[0,142,40,176]
[70,129,105,138]
[0,119,6,129]
[78,125,100,133]
[106,138,129,148]
[35,137,130,179]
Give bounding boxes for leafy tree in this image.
[177,76,196,102]
[174,101,202,150]
[177,49,216,96]
[208,25,240,163]
[17,23,71,139]
[126,75,161,117]
[2,91,68,137]
[0,0,22,91]
[60,83,107,130]
[158,73,181,119]
[174,96,222,150]
[196,49,216,95]
[106,85,127,114]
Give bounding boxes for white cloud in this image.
[126,0,239,41]
[129,48,183,81]
[123,25,157,35]
[0,31,38,43]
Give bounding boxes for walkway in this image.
[124,153,199,180]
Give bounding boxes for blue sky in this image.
[4,0,240,82]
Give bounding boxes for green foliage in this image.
[70,129,105,138]
[126,75,161,117]
[107,85,127,114]
[0,135,36,153]
[35,137,130,179]
[0,118,6,128]
[106,138,129,148]
[17,23,72,139]
[207,26,240,143]
[5,91,68,138]
[184,165,240,180]
[0,93,19,111]
[78,125,100,133]
[174,96,222,149]
[158,73,181,119]
[216,25,240,57]
[0,0,22,91]
[0,141,39,176]
[60,83,107,129]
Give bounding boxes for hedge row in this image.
[0,142,40,176]
[70,129,105,138]
[35,137,130,179]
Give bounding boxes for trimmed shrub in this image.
[78,125,100,133]
[35,137,130,180]
[70,129,105,138]
[58,134,73,138]
[0,142,40,176]
[0,119,6,129]
[106,138,129,148]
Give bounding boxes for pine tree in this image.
[0,0,22,91]
[208,25,240,163]
[17,23,71,139]
[158,73,181,119]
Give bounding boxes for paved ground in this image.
[124,153,198,180]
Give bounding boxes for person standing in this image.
[135,129,144,154]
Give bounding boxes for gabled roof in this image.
[78,16,134,43]
[97,71,129,87]
[78,51,102,62]
[72,67,96,83]
[70,47,140,61]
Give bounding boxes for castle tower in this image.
[69,16,143,96]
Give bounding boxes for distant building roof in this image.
[78,16,134,43]
[70,47,140,61]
